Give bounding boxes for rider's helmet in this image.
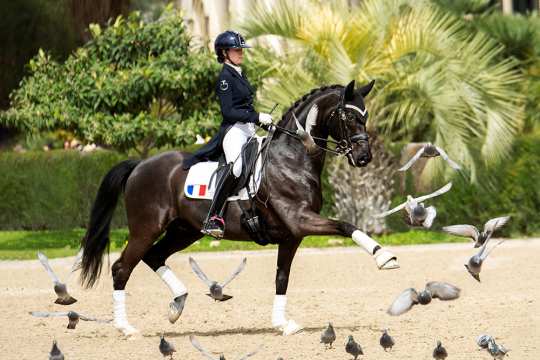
[214,30,251,63]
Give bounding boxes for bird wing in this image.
[221,258,247,288]
[78,314,111,323]
[66,249,83,283]
[237,345,262,360]
[434,146,461,170]
[426,282,460,300]
[387,288,418,316]
[422,206,437,228]
[483,239,506,260]
[190,335,218,360]
[374,200,407,218]
[441,224,480,241]
[413,182,452,203]
[483,216,510,234]
[29,311,68,318]
[189,257,213,287]
[398,146,426,171]
[37,252,61,284]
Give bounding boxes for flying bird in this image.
[375,183,452,228]
[345,335,363,359]
[37,250,82,305]
[30,310,111,329]
[190,335,260,360]
[49,340,64,360]
[465,238,506,282]
[380,329,395,351]
[442,216,510,248]
[159,335,176,359]
[189,257,246,301]
[387,281,461,316]
[320,323,336,349]
[433,341,448,359]
[399,142,461,172]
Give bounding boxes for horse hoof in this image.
[115,323,139,337]
[168,293,188,324]
[282,319,303,336]
[375,249,400,270]
[55,296,77,305]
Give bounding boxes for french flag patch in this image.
[187,184,207,196]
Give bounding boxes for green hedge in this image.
[0,150,129,230]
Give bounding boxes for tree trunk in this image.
[70,0,130,41]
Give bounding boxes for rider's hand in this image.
[258,112,273,126]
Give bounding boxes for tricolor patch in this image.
[186,184,207,196]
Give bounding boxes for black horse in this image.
[80,80,399,336]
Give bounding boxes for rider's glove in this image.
[258,112,273,126]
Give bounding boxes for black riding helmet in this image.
[214,30,251,63]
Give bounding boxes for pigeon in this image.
[320,323,336,349]
[189,335,260,360]
[189,257,246,301]
[387,281,461,316]
[37,250,83,305]
[375,183,452,228]
[465,238,506,282]
[399,142,461,171]
[159,335,176,359]
[433,341,448,359]
[345,335,363,359]
[293,110,319,154]
[380,329,395,351]
[30,310,111,329]
[442,216,510,248]
[487,338,510,359]
[49,340,64,360]
[477,334,494,349]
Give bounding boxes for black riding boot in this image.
[201,165,238,239]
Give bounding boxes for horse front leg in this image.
[272,239,303,336]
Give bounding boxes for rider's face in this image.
[226,48,243,65]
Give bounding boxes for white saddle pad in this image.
[184,136,265,201]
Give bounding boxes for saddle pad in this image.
[184,136,265,201]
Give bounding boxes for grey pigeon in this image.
[465,238,506,282]
[159,335,176,359]
[380,329,395,351]
[399,142,461,171]
[345,335,363,359]
[37,250,82,305]
[30,310,110,329]
[477,334,494,349]
[49,340,64,360]
[189,257,246,301]
[387,281,461,316]
[293,109,319,154]
[442,216,510,248]
[487,338,510,359]
[433,341,448,359]
[375,183,452,228]
[190,335,260,360]
[320,323,336,349]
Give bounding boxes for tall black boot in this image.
[201,165,238,238]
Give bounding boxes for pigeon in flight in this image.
[380,329,395,351]
[487,338,510,359]
[49,340,64,360]
[465,238,506,282]
[375,183,452,228]
[189,335,260,360]
[345,335,363,359]
[37,250,82,305]
[387,281,461,316]
[159,335,176,359]
[399,142,461,172]
[442,216,510,248]
[320,323,336,349]
[433,341,448,359]
[30,310,111,329]
[189,257,246,301]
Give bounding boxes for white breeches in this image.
[223,122,255,177]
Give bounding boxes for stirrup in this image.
[201,216,225,239]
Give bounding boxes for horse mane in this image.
[278,84,343,127]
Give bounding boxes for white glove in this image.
[258,112,273,125]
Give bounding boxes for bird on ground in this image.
[433,341,448,359]
[37,250,82,305]
[380,329,395,351]
[320,323,337,349]
[374,182,452,228]
[159,335,176,359]
[465,238,506,282]
[190,335,260,360]
[30,310,110,329]
[477,334,494,349]
[399,142,461,172]
[442,216,510,248]
[49,340,64,360]
[189,257,247,301]
[345,335,363,359]
[487,338,510,359]
[387,281,461,316]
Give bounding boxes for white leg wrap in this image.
[352,230,379,254]
[113,290,138,335]
[352,230,400,270]
[272,295,287,327]
[156,265,188,298]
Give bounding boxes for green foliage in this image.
[1,7,222,156]
[0,150,129,230]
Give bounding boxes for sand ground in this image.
[1,239,539,359]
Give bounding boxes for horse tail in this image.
[80,159,141,288]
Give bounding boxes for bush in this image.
[0,150,129,230]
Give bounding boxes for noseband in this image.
[329,98,369,157]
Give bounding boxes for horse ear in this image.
[356,79,375,98]
[344,80,355,101]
